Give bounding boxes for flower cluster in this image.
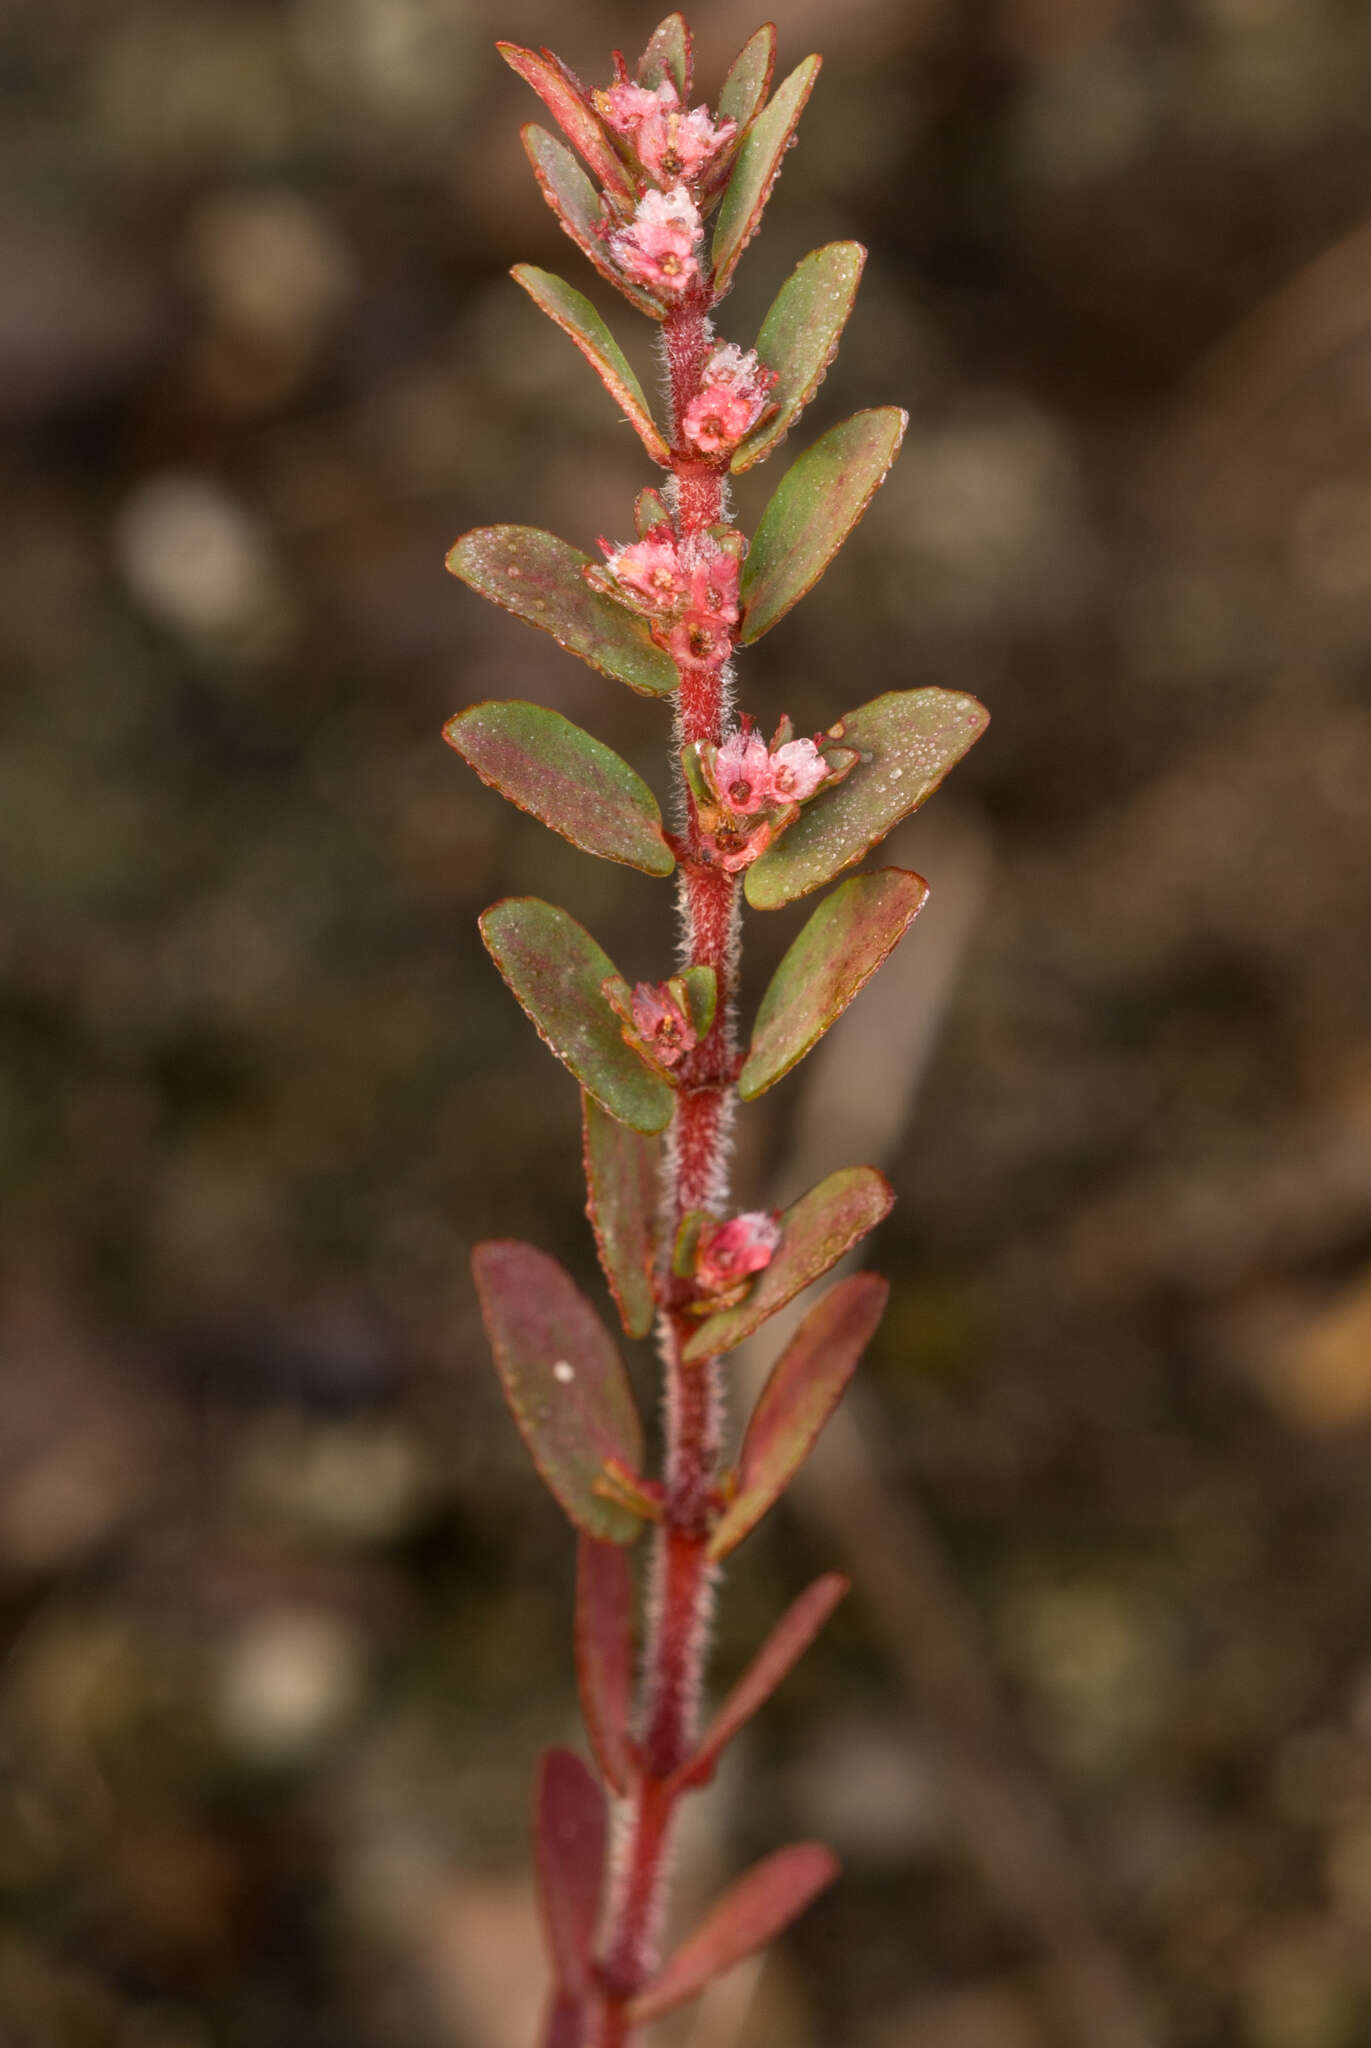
[608,185,704,301]
[685,715,856,872]
[595,64,737,189]
[693,1210,781,1298]
[628,980,697,1069]
[589,522,742,670]
[682,344,778,457]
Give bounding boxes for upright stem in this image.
[595,293,739,2045]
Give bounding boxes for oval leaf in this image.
[677,1573,849,1783]
[511,266,668,463]
[447,526,678,699]
[739,869,928,1099]
[499,45,637,209]
[534,1747,607,1990]
[446,701,674,878]
[683,1166,893,1363]
[716,24,776,136]
[711,56,822,295]
[635,486,670,536]
[521,125,665,319]
[479,898,675,1133]
[739,408,907,645]
[576,1536,636,1796]
[472,1241,645,1542]
[637,13,691,98]
[746,688,990,909]
[629,1844,839,2024]
[582,1091,660,1338]
[732,242,866,474]
[708,1275,890,1558]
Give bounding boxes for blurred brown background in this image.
[4,1,1371,2043]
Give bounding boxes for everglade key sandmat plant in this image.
[445,17,988,2044]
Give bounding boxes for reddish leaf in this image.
[711,56,821,294]
[746,688,990,909]
[479,899,675,1133]
[576,1536,636,1795]
[708,1275,890,1558]
[540,1996,584,2048]
[534,1747,606,1992]
[676,1574,849,1784]
[472,1241,645,1543]
[511,267,669,463]
[629,1844,839,2023]
[499,44,637,209]
[582,1091,660,1339]
[636,14,691,98]
[716,25,776,136]
[521,125,666,319]
[732,243,866,474]
[447,526,677,699]
[739,408,907,644]
[445,700,674,878]
[683,1167,893,1363]
[738,869,929,1099]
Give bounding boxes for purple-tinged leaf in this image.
[521,126,666,320]
[711,56,821,295]
[445,701,674,878]
[739,408,907,644]
[708,1276,889,1558]
[499,45,637,210]
[629,1844,839,2023]
[676,1574,849,1783]
[576,1536,636,1796]
[635,486,670,536]
[746,687,990,909]
[533,1747,606,1991]
[739,869,928,1099]
[582,1092,659,1339]
[540,1996,584,2048]
[636,14,691,99]
[480,899,675,1133]
[511,267,669,464]
[472,1242,645,1543]
[683,1166,893,1362]
[446,526,677,699]
[716,24,776,136]
[732,243,866,474]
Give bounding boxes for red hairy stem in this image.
[596,291,738,2035]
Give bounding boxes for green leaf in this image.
[479,899,675,1133]
[445,700,674,877]
[711,56,821,294]
[635,486,670,536]
[637,13,691,97]
[521,125,665,319]
[732,243,866,474]
[739,869,928,1100]
[511,266,669,463]
[499,45,637,209]
[716,24,776,135]
[746,688,990,909]
[683,1166,893,1362]
[739,408,907,644]
[446,526,678,698]
[629,1845,839,2024]
[708,1277,889,1558]
[677,965,716,1038]
[472,1241,645,1542]
[582,1091,660,1339]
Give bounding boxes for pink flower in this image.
[684,535,740,625]
[695,1211,781,1294]
[637,104,737,186]
[598,526,689,614]
[630,981,696,1067]
[609,185,702,298]
[767,737,831,804]
[711,728,772,816]
[596,75,676,139]
[682,345,778,456]
[665,609,733,669]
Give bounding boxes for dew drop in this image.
[553,1360,576,1384]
